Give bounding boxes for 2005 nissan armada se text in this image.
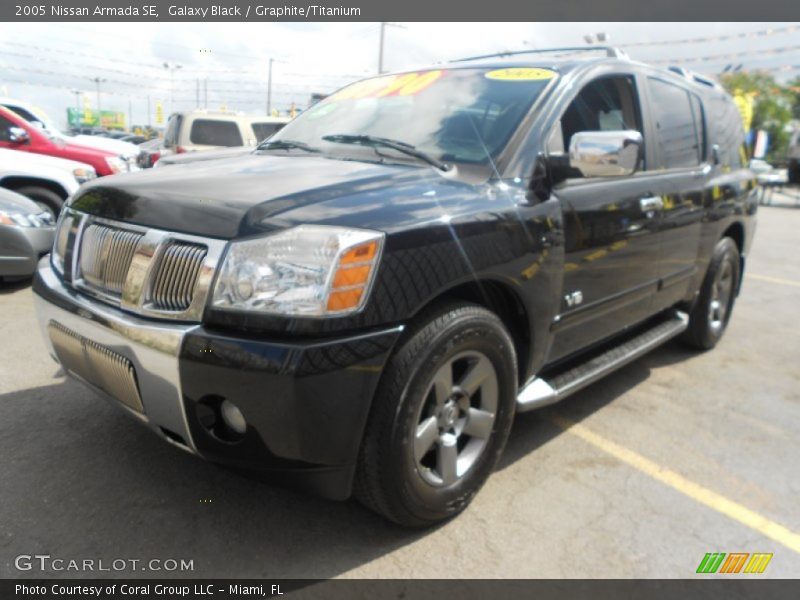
[34,47,757,527]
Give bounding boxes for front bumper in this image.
[33,259,402,499]
[0,225,54,277]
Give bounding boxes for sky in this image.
[0,21,798,130]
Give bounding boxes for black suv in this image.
[33,47,757,527]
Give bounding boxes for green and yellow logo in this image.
[696,552,773,574]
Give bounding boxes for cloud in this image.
[0,21,796,130]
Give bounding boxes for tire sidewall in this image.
[696,238,740,347]
[387,310,517,523]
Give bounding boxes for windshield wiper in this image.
[321,134,450,171]
[257,139,321,153]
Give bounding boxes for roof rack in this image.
[450,46,628,63]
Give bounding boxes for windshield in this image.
[270,67,556,166]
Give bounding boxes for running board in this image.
[517,311,689,412]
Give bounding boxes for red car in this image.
[0,106,133,177]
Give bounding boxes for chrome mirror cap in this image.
[568,130,643,178]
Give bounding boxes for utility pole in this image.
[89,77,106,126]
[70,89,81,127]
[147,95,151,127]
[377,22,405,74]
[196,79,200,108]
[128,97,133,131]
[163,62,183,115]
[203,78,208,109]
[267,58,274,115]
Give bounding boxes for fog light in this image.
[220,399,247,435]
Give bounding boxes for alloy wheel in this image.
[413,351,498,487]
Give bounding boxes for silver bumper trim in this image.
[35,257,199,454]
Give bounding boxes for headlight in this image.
[51,211,76,275]
[0,210,52,228]
[72,167,97,183]
[212,225,384,316]
[104,156,126,174]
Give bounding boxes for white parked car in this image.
[0,97,140,162]
[0,147,95,216]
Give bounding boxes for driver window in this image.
[0,115,15,142]
[549,75,644,174]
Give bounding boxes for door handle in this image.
[639,196,664,213]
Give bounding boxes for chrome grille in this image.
[48,321,144,413]
[148,242,208,311]
[79,224,143,296]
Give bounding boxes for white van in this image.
[162,110,289,154]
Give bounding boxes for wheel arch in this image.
[0,176,69,200]
[407,278,533,386]
[721,221,746,293]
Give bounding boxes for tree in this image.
[720,71,793,161]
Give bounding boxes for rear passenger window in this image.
[648,78,704,169]
[251,122,285,143]
[163,114,182,148]
[189,120,243,146]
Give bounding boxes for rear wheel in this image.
[355,302,517,527]
[682,237,740,350]
[15,186,64,219]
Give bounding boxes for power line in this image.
[619,24,800,48]
[649,44,800,66]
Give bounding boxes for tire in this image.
[15,186,64,218]
[681,237,740,350]
[355,302,517,527]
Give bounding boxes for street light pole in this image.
[163,62,183,115]
[377,22,405,74]
[378,23,385,74]
[89,77,106,127]
[267,57,274,115]
[70,89,81,127]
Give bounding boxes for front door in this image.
[547,74,662,361]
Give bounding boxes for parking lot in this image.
[1,203,798,579]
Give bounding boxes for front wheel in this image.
[682,237,740,350]
[355,302,517,527]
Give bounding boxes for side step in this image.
[517,311,689,412]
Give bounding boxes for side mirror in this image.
[8,127,30,144]
[568,130,642,178]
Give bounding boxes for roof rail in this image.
[450,46,628,63]
[667,65,723,90]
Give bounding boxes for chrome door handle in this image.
[640,196,664,212]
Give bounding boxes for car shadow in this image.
[0,340,701,579]
[0,377,425,580]
[499,339,700,470]
[0,277,32,294]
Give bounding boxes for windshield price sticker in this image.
[332,70,444,101]
[484,68,557,81]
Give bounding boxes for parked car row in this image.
[0,98,141,161]
[0,98,130,279]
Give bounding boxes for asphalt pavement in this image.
[1,203,798,579]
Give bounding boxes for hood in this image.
[0,147,94,173]
[70,153,484,239]
[156,146,254,166]
[71,135,139,158]
[0,187,41,213]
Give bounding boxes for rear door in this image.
[642,76,707,311]
[548,73,662,361]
